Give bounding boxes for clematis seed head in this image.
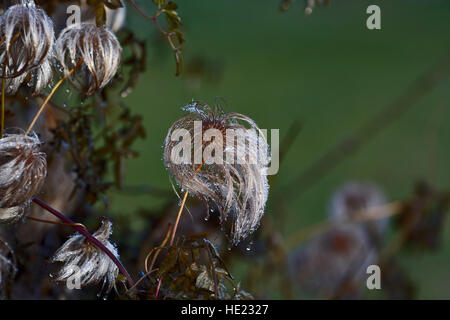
[51,219,120,293]
[0,133,47,224]
[164,100,270,245]
[55,22,122,96]
[0,0,55,95]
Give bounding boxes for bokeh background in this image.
[10,0,440,299]
[97,0,450,299]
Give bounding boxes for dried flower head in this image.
[55,22,122,96]
[328,181,388,241]
[164,101,270,245]
[0,238,16,296]
[0,133,47,224]
[0,0,55,94]
[288,225,377,299]
[51,219,119,292]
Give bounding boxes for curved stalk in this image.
[32,197,135,288]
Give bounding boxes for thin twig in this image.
[126,224,173,294]
[281,52,450,199]
[26,61,81,135]
[285,201,404,250]
[27,215,88,231]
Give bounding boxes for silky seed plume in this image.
[51,219,120,293]
[164,101,270,245]
[0,0,55,94]
[0,133,47,224]
[55,23,122,96]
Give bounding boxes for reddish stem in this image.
[129,0,166,34]
[32,197,135,288]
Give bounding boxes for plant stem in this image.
[26,63,80,135]
[154,164,203,298]
[169,190,189,246]
[26,215,88,231]
[25,75,68,135]
[32,197,135,288]
[285,201,404,250]
[154,192,188,298]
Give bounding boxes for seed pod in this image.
[0,134,47,224]
[51,219,120,293]
[0,0,55,95]
[164,101,270,245]
[55,23,122,96]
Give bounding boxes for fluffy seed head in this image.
[0,0,55,94]
[288,225,377,298]
[328,181,388,240]
[164,101,270,245]
[51,219,119,292]
[55,23,122,96]
[0,133,47,224]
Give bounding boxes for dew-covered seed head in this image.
[51,219,120,293]
[55,23,122,96]
[0,133,47,224]
[0,0,55,95]
[164,100,271,245]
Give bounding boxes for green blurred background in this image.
[108,0,450,299]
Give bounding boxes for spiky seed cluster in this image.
[328,182,388,239]
[164,101,270,245]
[0,0,54,95]
[0,134,47,224]
[288,225,377,298]
[56,23,122,96]
[51,219,119,292]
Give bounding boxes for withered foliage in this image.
[49,103,145,204]
[395,182,450,251]
[135,234,253,300]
